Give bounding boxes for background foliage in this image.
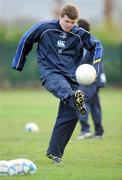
[0,22,122,87]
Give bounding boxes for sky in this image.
[0,0,104,23]
[0,0,122,25]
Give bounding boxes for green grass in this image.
[0,88,122,180]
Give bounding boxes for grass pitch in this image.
[0,88,122,180]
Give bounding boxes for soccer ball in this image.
[23,159,37,174]
[25,122,39,133]
[75,64,96,85]
[0,159,37,176]
[10,159,30,175]
[10,159,37,175]
[0,160,16,176]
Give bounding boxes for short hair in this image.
[60,4,79,20]
[77,18,90,32]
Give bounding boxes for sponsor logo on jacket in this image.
[57,40,66,48]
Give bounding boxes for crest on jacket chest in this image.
[59,32,67,39]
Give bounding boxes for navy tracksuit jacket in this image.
[12,20,103,158]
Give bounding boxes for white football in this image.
[10,159,37,175]
[76,64,96,85]
[10,159,29,175]
[25,122,39,133]
[23,159,37,174]
[0,160,16,176]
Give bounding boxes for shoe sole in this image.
[47,154,62,164]
[75,90,87,114]
[77,133,92,140]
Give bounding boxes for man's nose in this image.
[67,23,73,28]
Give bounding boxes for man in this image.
[77,18,106,140]
[12,5,103,164]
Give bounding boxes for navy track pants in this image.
[79,93,104,135]
[47,100,79,158]
[43,73,80,158]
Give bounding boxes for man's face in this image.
[59,15,77,32]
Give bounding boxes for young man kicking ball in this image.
[12,4,103,164]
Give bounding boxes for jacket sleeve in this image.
[80,30,103,77]
[92,37,104,77]
[97,62,107,88]
[12,22,44,71]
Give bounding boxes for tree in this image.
[104,0,114,24]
